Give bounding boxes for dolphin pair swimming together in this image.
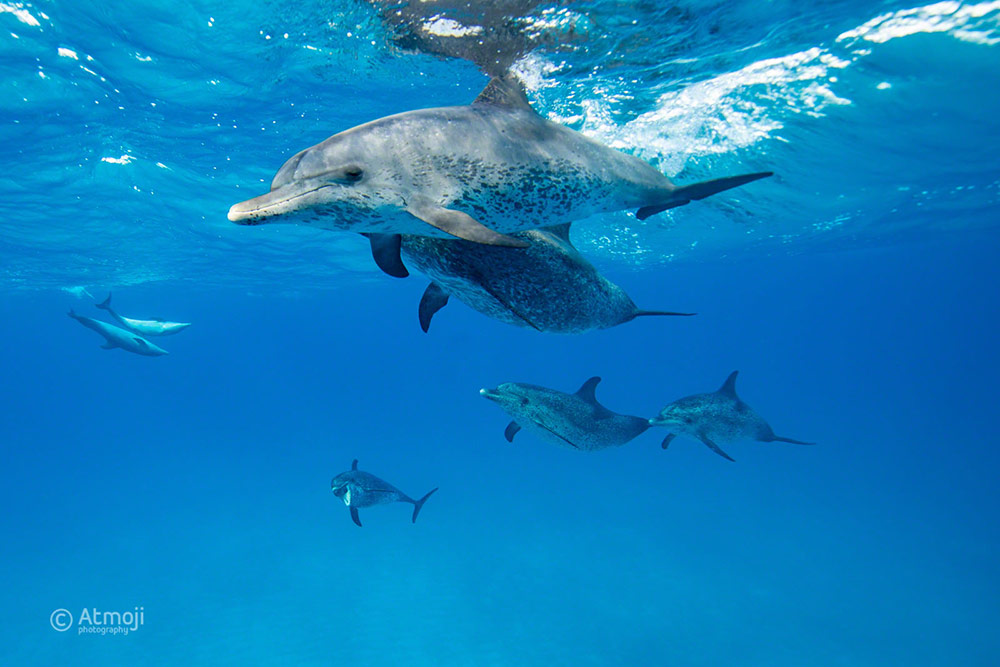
[228,76,771,261]
[482,372,813,460]
[67,294,191,357]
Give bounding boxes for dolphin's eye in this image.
[342,166,364,183]
[520,398,529,406]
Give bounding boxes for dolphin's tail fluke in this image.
[768,435,816,445]
[96,293,112,311]
[411,488,438,523]
[636,171,773,220]
[634,309,697,318]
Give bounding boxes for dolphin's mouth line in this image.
[229,184,336,221]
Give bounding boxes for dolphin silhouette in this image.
[330,459,438,528]
[649,371,814,462]
[229,76,771,269]
[480,377,650,451]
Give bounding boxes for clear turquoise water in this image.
[1,1,998,664]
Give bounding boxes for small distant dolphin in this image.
[649,371,813,462]
[393,225,693,333]
[480,377,650,451]
[229,75,771,266]
[96,293,191,337]
[330,459,438,527]
[67,310,169,356]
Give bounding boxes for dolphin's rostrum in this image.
[649,371,814,461]
[330,460,438,527]
[229,76,772,266]
[480,377,650,451]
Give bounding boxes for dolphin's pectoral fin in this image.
[504,421,521,443]
[661,433,676,450]
[349,507,362,527]
[405,202,529,248]
[636,172,773,220]
[418,282,450,333]
[473,74,535,112]
[363,233,409,278]
[699,434,735,462]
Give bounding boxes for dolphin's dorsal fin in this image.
[351,459,358,471]
[718,371,739,398]
[473,75,534,112]
[545,223,572,243]
[575,377,602,405]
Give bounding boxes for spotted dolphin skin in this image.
[394,225,694,333]
[330,459,438,527]
[96,293,192,337]
[649,371,814,462]
[480,377,650,451]
[67,310,169,356]
[228,75,772,264]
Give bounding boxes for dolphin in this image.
[228,75,772,266]
[67,309,169,356]
[395,225,694,333]
[330,459,438,527]
[95,293,192,337]
[648,371,814,462]
[480,377,650,451]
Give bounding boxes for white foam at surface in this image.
[0,2,40,26]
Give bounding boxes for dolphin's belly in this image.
[348,487,401,508]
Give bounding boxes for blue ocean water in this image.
[1,0,999,664]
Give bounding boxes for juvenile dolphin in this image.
[398,225,694,333]
[96,293,192,337]
[649,371,813,462]
[228,75,772,265]
[330,459,438,527]
[67,310,169,356]
[480,377,650,451]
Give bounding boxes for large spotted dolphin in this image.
[330,459,438,527]
[67,309,169,356]
[480,377,650,451]
[228,75,772,267]
[649,371,814,462]
[395,225,693,333]
[96,293,192,337]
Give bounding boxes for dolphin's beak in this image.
[227,181,330,224]
[479,388,500,401]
